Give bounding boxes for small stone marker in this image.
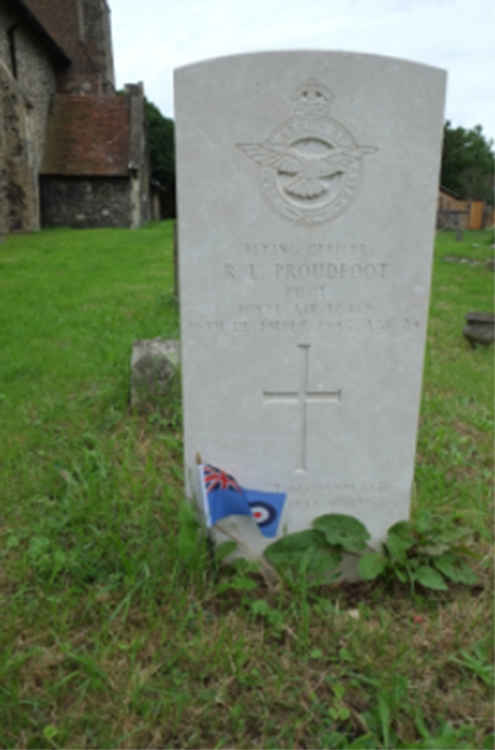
[130,338,179,412]
[463,312,495,347]
[174,52,446,558]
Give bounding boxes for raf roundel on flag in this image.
[248,501,275,527]
[198,464,286,538]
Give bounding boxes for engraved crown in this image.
[292,79,334,117]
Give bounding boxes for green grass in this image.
[0,224,493,749]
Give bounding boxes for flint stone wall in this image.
[0,4,58,231]
[0,62,37,232]
[126,83,151,228]
[40,176,131,228]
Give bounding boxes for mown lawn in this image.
[0,223,493,749]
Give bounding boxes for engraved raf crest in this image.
[237,79,377,225]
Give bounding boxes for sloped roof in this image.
[9,0,70,66]
[41,95,130,176]
[22,0,75,60]
[439,185,462,199]
[23,0,102,77]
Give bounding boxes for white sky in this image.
[111,0,495,142]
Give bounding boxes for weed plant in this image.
[0,224,493,748]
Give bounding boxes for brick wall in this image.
[41,95,130,176]
[0,4,59,230]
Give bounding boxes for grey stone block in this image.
[130,338,180,412]
[463,312,495,347]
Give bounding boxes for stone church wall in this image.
[1,1,151,232]
[25,0,115,95]
[0,4,58,230]
[81,0,115,91]
[126,83,151,228]
[13,31,57,176]
[0,6,15,63]
[40,176,131,228]
[0,61,38,232]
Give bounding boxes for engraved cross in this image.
[263,344,342,472]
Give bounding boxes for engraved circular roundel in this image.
[237,80,377,226]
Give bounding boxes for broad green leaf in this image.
[264,529,317,562]
[358,551,387,580]
[434,554,478,585]
[415,565,448,591]
[313,514,370,553]
[385,532,412,564]
[264,529,342,582]
[387,520,414,539]
[297,543,342,582]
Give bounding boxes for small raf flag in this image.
[198,464,286,538]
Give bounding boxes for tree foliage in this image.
[441,121,494,203]
[145,99,176,216]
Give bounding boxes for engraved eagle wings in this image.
[237,142,376,200]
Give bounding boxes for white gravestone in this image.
[174,51,446,558]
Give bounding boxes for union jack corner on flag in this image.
[197,464,286,539]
